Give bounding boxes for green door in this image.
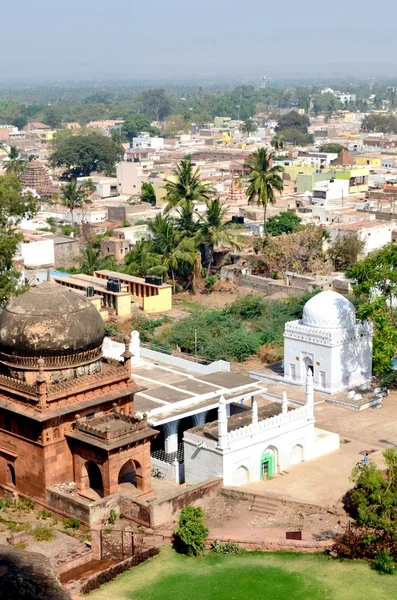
[260,451,275,480]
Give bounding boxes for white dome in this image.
[302,291,356,329]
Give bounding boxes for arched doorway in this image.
[291,444,304,465]
[6,464,16,487]
[118,459,139,488]
[177,416,195,446]
[85,461,104,497]
[205,408,218,423]
[234,465,249,485]
[150,424,166,454]
[303,356,314,380]
[260,446,279,480]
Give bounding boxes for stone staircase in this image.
[251,495,280,517]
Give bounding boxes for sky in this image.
[1,0,397,81]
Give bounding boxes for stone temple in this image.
[0,283,157,501]
[283,290,374,394]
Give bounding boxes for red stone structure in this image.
[0,282,157,501]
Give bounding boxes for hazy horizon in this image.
[2,0,397,81]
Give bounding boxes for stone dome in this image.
[0,282,105,367]
[301,290,356,330]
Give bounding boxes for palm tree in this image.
[175,201,200,236]
[240,119,257,136]
[198,198,240,274]
[57,180,93,226]
[146,213,199,292]
[270,134,286,151]
[243,148,284,232]
[3,146,27,177]
[163,159,215,212]
[125,239,156,277]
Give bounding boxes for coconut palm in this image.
[243,148,284,232]
[3,146,27,177]
[146,213,199,292]
[271,134,286,151]
[163,159,215,212]
[240,119,257,136]
[57,180,93,226]
[198,198,240,274]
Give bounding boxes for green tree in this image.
[328,232,365,270]
[349,448,397,532]
[120,115,159,143]
[79,244,116,275]
[163,159,215,212]
[198,198,240,274]
[0,175,37,306]
[276,111,310,133]
[319,143,347,154]
[3,146,28,177]
[140,182,156,204]
[57,180,93,225]
[175,506,208,556]
[240,119,256,135]
[135,89,172,121]
[266,211,301,236]
[347,244,397,375]
[270,134,286,151]
[162,114,189,137]
[49,129,124,176]
[243,148,284,232]
[146,214,199,292]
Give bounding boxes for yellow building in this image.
[95,271,172,314]
[356,156,382,169]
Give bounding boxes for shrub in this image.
[371,549,395,575]
[36,510,52,520]
[108,509,117,525]
[225,294,265,320]
[211,540,243,554]
[32,524,55,541]
[13,497,35,513]
[0,498,12,510]
[205,275,217,290]
[63,518,80,530]
[175,506,208,557]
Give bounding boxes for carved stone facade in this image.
[0,283,157,504]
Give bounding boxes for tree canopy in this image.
[276,111,310,133]
[266,211,301,236]
[119,115,159,143]
[49,129,124,176]
[0,175,37,306]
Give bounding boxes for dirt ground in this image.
[203,494,347,541]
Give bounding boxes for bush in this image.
[371,549,395,575]
[32,524,55,541]
[174,506,208,557]
[225,294,265,319]
[211,540,243,554]
[14,497,35,513]
[108,509,117,525]
[63,518,80,529]
[0,498,12,511]
[36,510,52,520]
[205,275,217,290]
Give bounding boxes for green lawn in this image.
[85,548,396,600]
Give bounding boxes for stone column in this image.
[35,358,47,410]
[305,370,314,415]
[282,391,288,415]
[164,421,179,454]
[251,396,258,426]
[122,335,132,379]
[217,396,228,450]
[194,413,206,426]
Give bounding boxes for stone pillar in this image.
[90,523,102,560]
[305,370,314,414]
[130,330,141,366]
[282,391,288,415]
[35,358,47,410]
[195,413,206,426]
[122,335,132,379]
[217,395,228,450]
[251,396,258,425]
[164,421,178,454]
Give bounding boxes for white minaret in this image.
[305,370,314,414]
[282,391,288,415]
[217,395,228,449]
[252,396,258,426]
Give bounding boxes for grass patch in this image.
[84,547,396,600]
[32,524,55,541]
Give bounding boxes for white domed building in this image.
[284,291,373,394]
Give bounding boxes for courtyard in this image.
[84,547,395,600]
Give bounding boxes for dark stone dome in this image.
[0,282,105,361]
